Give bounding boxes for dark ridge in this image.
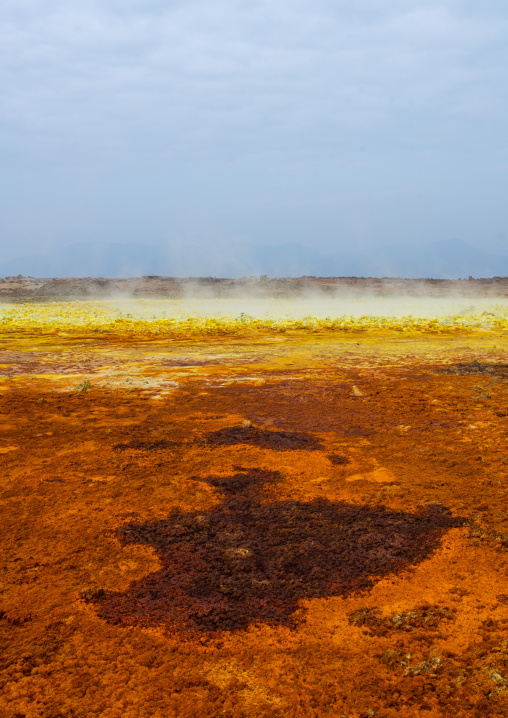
[205,425,324,451]
[438,360,508,378]
[91,468,464,636]
[113,439,176,452]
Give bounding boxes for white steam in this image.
[101,294,508,321]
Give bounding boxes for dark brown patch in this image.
[348,604,456,637]
[328,454,351,465]
[438,360,508,378]
[79,587,109,603]
[206,425,324,451]
[113,439,175,452]
[91,469,464,636]
[0,610,32,627]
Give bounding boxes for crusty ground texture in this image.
[1,310,508,717]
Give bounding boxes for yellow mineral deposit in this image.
[1,295,507,336]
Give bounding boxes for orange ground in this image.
[1,327,508,717]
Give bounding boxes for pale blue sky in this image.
[1,0,508,265]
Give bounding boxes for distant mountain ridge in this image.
[2,239,507,279]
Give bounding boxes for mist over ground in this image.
[45,294,508,322]
[2,238,508,280]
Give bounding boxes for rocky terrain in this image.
[1,274,508,299]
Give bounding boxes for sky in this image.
[1,0,508,267]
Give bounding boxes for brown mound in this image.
[91,469,464,635]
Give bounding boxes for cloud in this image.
[2,0,507,165]
[1,1,507,262]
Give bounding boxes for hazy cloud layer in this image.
[3,239,508,280]
[1,1,508,269]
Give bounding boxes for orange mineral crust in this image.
[1,320,508,717]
